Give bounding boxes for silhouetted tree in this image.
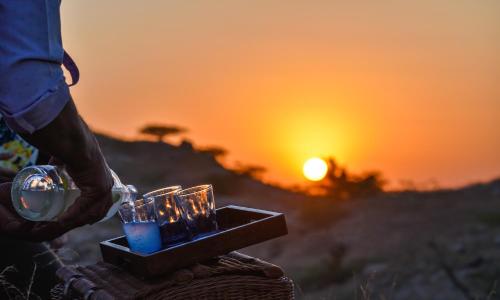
[317,157,384,199]
[139,124,186,143]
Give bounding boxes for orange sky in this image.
[61,1,500,189]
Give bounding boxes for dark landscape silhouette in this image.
[50,129,500,299]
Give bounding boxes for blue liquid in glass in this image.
[123,221,162,254]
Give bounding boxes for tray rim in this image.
[100,205,286,257]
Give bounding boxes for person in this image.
[0,1,114,298]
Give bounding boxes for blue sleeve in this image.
[0,0,70,134]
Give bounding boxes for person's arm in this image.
[0,99,114,241]
[0,1,113,241]
[20,99,114,226]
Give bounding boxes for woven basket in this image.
[52,252,294,300]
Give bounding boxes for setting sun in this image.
[303,158,328,181]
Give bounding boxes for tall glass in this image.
[175,184,217,237]
[143,186,191,245]
[118,200,162,254]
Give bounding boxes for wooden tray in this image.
[100,205,288,278]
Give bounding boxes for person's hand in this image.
[0,182,68,242]
[56,164,114,230]
[0,152,68,241]
[18,99,114,237]
[48,156,114,229]
[0,100,114,242]
[0,168,113,242]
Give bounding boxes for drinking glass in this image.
[143,186,191,245]
[118,200,162,254]
[175,184,217,237]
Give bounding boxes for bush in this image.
[316,158,385,200]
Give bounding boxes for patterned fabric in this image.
[0,117,38,172]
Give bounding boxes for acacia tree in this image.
[139,124,186,143]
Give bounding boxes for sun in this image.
[303,157,328,181]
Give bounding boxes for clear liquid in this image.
[11,165,133,222]
[17,189,79,221]
[15,188,123,222]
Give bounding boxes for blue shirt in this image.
[0,0,70,134]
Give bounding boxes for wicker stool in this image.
[51,252,294,299]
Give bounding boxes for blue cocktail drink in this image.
[123,221,162,254]
[119,195,162,254]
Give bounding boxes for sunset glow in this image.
[60,1,500,189]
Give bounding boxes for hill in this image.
[60,134,500,299]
